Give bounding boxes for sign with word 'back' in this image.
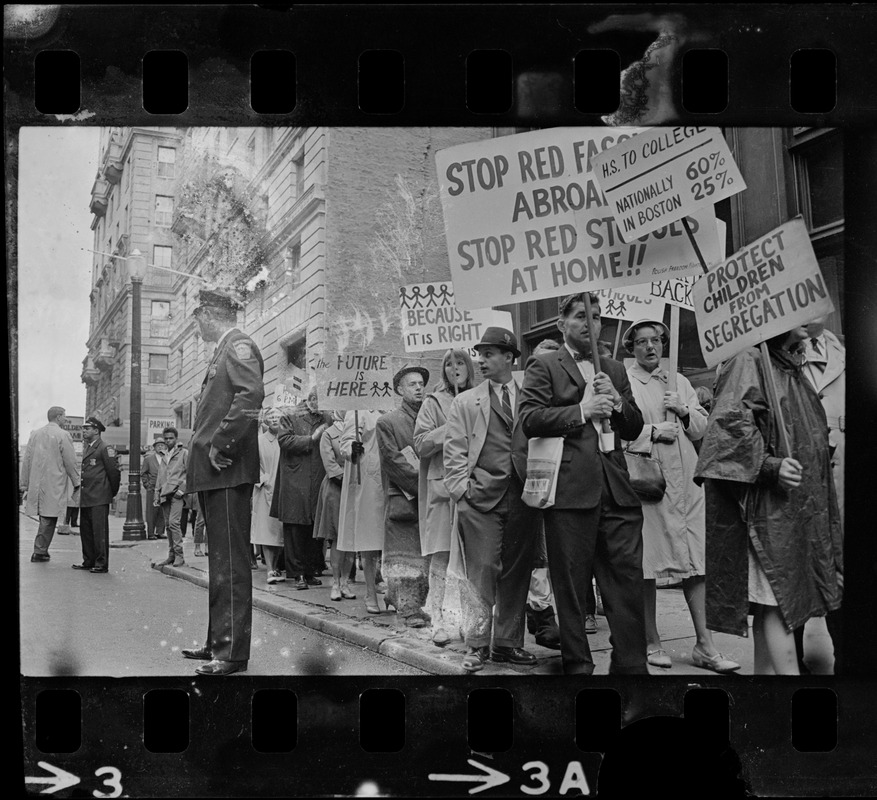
[691,218,833,367]
[435,127,722,309]
[591,127,746,242]
[400,281,513,352]
[316,353,397,411]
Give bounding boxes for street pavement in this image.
[20,510,835,677]
[19,511,424,677]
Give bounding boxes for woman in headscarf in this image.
[695,325,843,675]
[414,348,476,645]
[622,319,739,673]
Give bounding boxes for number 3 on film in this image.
[521,761,590,796]
[93,766,123,798]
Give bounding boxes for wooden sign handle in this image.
[582,292,613,440]
[354,409,362,485]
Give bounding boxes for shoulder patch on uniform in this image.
[106,447,116,458]
[234,340,255,360]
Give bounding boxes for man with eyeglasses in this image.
[73,417,121,573]
[519,292,647,675]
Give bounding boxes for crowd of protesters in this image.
[20,289,844,677]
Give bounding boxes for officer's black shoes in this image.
[181,646,213,661]
[195,659,248,676]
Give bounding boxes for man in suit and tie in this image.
[799,316,846,673]
[444,327,540,672]
[519,292,648,675]
[182,289,265,676]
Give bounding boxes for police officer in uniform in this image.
[72,417,121,573]
[182,289,265,676]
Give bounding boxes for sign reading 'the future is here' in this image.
[692,218,834,367]
[435,127,721,310]
[591,127,746,242]
[316,353,397,411]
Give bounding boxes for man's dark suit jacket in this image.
[187,328,265,492]
[519,347,644,509]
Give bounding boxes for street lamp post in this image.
[122,249,147,541]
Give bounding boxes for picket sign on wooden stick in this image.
[612,323,623,361]
[680,217,791,456]
[582,292,615,451]
[354,410,362,485]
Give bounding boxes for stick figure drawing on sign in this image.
[409,286,424,308]
[371,382,382,397]
[380,382,392,396]
[436,283,454,304]
[424,284,439,307]
[399,286,411,309]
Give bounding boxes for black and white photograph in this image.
[9,4,877,798]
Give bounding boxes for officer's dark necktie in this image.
[501,384,513,421]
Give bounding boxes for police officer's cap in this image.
[194,288,242,315]
[84,416,106,432]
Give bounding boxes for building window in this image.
[157,146,176,178]
[153,245,172,269]
[148,353,168,384]
[286,243,301,291]
[793,133,843,231]
[155,195,174,227]
[292,149,305,199]
[151,300,171,338]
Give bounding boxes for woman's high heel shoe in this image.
[366,597,381,614]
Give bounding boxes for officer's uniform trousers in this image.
[199,484,254,663]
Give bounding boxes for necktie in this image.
[501,384,513,421]
[811,338,822,355]
[572,351,589,362]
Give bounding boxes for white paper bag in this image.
[521,437,564,509]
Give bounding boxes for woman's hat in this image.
[622,319,670,353]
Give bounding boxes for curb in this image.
[153,562,476,675]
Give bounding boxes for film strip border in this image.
[22,677,875,796]
[4,5,877,126]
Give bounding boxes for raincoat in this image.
[694,345,843,636]
[20,422,80,518]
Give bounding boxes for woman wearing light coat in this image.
[414,349,475,645]
[623,319,739,673]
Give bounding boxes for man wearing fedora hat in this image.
[375,364,432,627]
[444,327,540,672]
[182,288,264,676]
[519,293,648,675]
[74,416,121,573]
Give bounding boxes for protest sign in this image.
[147,418,175,438]
[315,352,397,411]
[272,383,299,408]
[593,287,666,321]
[399,281,513,352]
[591,127,746,241]
[692,218,834,368]
[435,127,722,310]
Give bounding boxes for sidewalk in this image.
[43,511,835,677]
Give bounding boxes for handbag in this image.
[623,447,666,502]
[522,437,564,509]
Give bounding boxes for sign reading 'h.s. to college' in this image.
[591,127,746,242]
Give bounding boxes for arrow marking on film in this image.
[25,762,81,794]
[428,759,510,794]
